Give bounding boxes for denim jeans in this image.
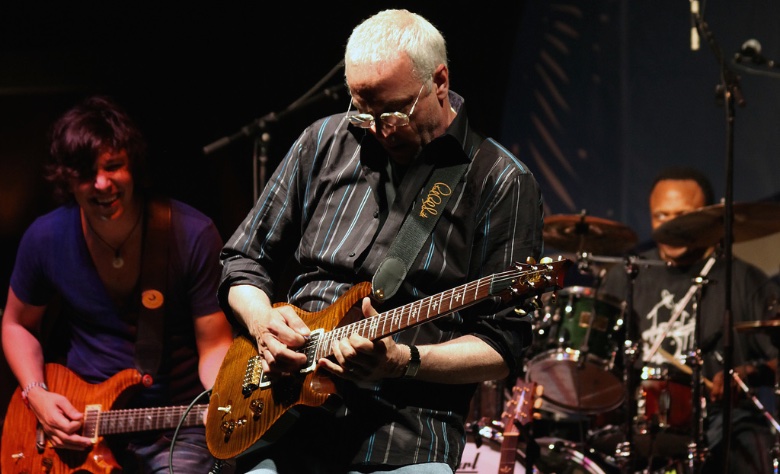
[243,460,453,474]
[703,405,775,474]
[126,426,217,474]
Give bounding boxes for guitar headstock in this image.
[496,257,571,303]
[501,379,543,436]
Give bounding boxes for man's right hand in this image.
[28,389,92,450]
[228,285,311,374]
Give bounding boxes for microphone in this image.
[735,39,777,68]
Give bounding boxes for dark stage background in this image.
[1,0,779,428]
[0,1,528,421]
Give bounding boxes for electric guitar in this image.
[497,379,543,473]
[206,258,570,459]
[1,364,207,474]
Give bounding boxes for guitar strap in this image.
[371,160,469,303]
[135,196,171,385]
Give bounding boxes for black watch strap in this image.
[403,345,420,379]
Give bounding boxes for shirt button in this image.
[349,252,356,257]
[373,211,379,218]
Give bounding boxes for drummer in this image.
[599,166,779,473]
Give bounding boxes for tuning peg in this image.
[525,256,536,264]
[540,257,552,264]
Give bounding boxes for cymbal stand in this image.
[712,350,780,473]
[686,276,710,474]
[731,368,780,433]
[575,254,612,371]
[765,313,780,474]
[615,256,639,474]
[736,373,780,474]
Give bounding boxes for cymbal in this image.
[734,319,780,333]
[652,201,780,248]
[544,214,638,255]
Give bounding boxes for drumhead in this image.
[526,351,624,413]
[457,435,611,473]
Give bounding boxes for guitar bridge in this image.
[299,329,323,374]
[242,356,271,397]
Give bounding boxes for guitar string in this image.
[315,266,559,359]
[94,405,207,433]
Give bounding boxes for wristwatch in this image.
[403,345,420,379]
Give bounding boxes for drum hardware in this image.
[719,318,780,474]
[717,355,780,434]
[607,254,719,473]
[657,347,713,390]
[456,434,612,474]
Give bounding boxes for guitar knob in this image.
[250,399,265,417]
[221,420,235,435]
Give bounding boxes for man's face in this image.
[346,54,444,165]
[650,178,707,263]
[69,148,135,222]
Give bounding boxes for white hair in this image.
[345,9,448,83]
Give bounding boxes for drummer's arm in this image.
[742,358,778,385]
[709,359,777,401]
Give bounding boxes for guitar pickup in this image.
[83,404,102,443]
[299,329,323,374]
[242,356,271,397]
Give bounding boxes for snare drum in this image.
[526,286,625,413]
[457,431,611,474]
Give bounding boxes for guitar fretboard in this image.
[312,266,552,360]
[82,404,207,436]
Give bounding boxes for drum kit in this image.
[459,203,780,474]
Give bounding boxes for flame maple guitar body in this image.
[206,281,371,460]
[205,260,570,460]
[2,364,207,474]
[2,365,141,473]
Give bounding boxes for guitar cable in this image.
[168,388,212,474]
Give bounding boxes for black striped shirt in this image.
[219,92,544,470]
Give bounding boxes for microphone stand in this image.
[691,11,745,473]
[203,60,347,202]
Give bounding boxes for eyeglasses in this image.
[347,83,426,129]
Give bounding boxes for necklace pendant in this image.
[112,256,125,269]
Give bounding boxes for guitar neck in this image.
[314,266,551,360]
[85,404,207,436]
[499,433,521,471]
